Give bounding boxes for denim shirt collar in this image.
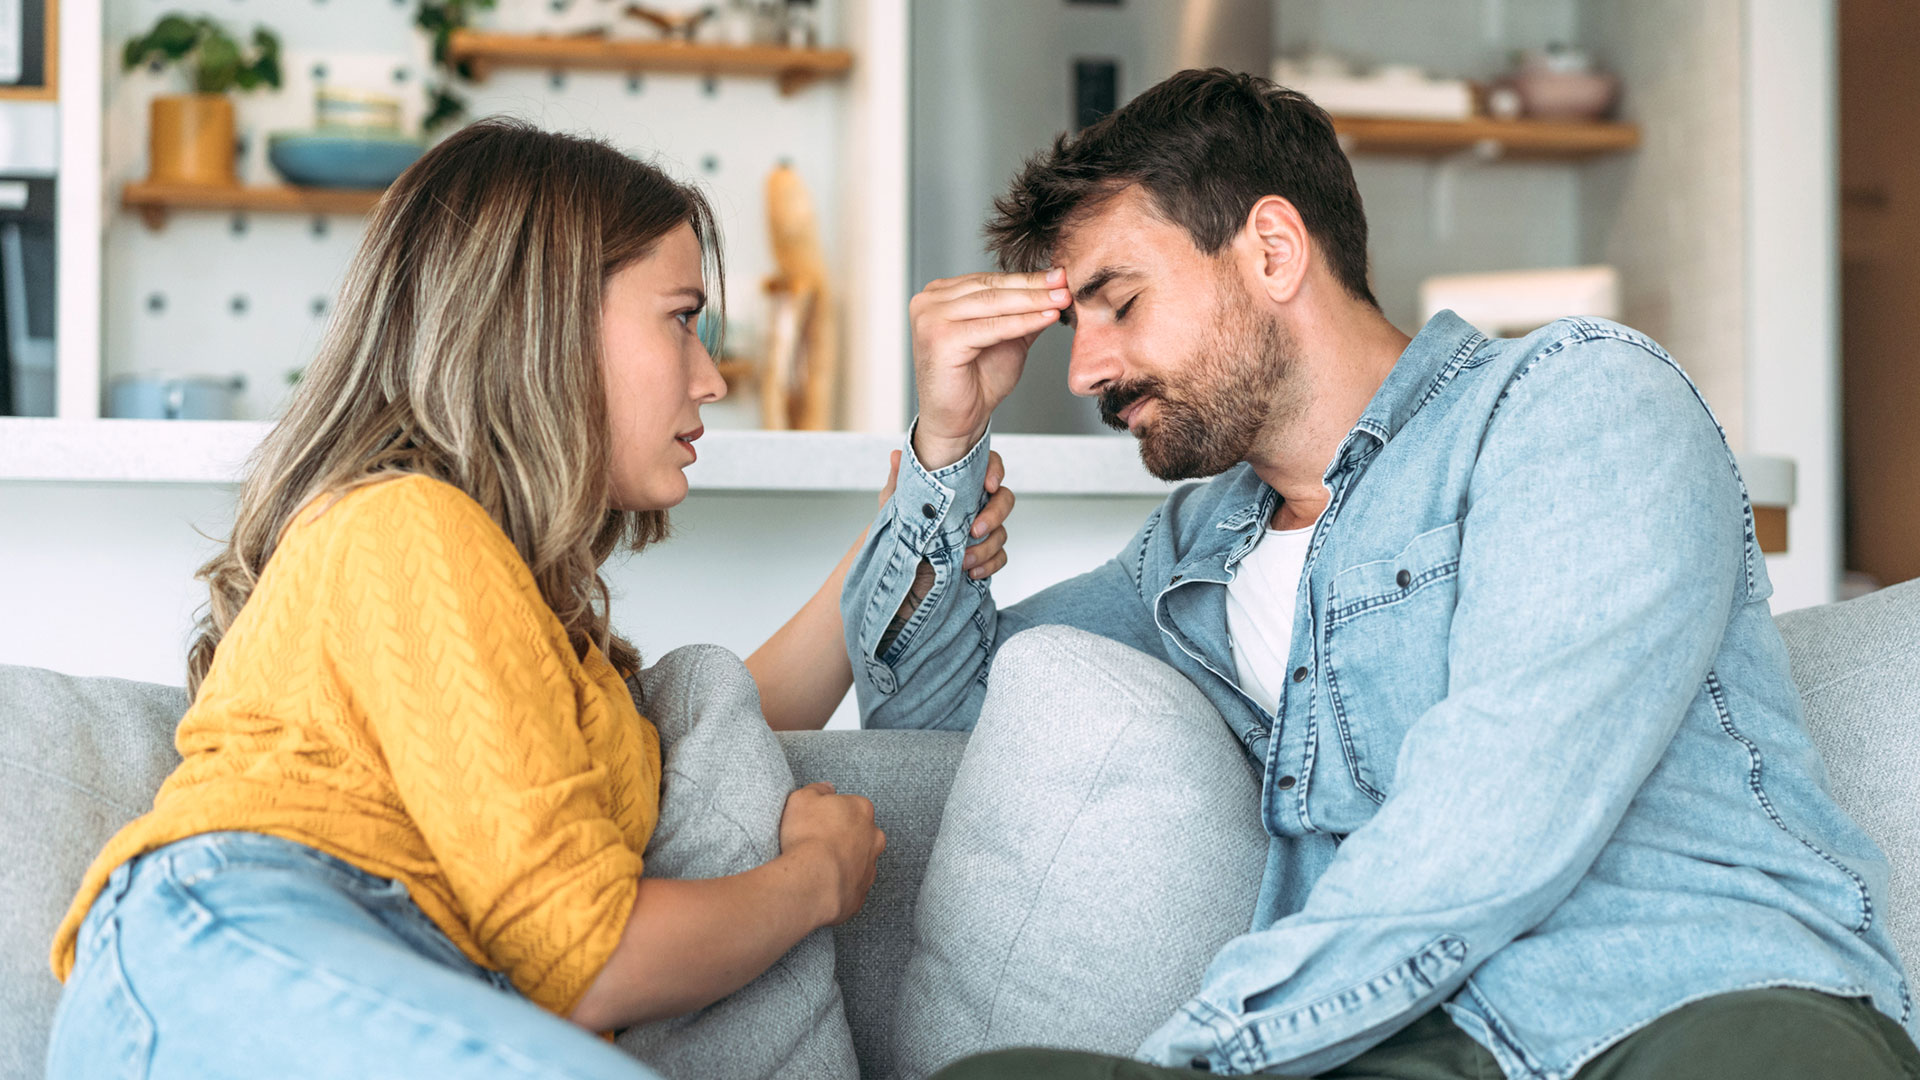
[1189,310,1487,574]
[1328,309,1486,482]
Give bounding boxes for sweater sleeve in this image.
[319,478,642,1016]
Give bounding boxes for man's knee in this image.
[1586,989,1920,1080]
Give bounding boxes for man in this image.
[840,69,1918,1079]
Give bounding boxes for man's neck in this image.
[1248,302,1410,532]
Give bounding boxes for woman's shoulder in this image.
[285,473,525,576]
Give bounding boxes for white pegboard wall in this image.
[102,0,847,426]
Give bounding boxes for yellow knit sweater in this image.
[50,474,661,1017]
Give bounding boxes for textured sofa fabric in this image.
[0,667,187,1080]
[1777,577,1920,970]
[778,729,969,1080]
[0,657,962,1080]
[616,645,858,1079]
[2,578,1917,1080]
[889,626,1270,1080]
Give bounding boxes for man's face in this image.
[1055,186,1302,481]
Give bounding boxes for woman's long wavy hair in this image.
[186,118,723,695]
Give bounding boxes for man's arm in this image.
[841,424,1166,731]
[1138,336,1750,1074]
[748,450,1010,731]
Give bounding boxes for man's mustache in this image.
[1098,378,1167,431]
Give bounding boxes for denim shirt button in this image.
[921,503,938,520]
[1396,568,1413,588]
[1277,775,1298,790]
[1189,1057,1212,1072]
[1291,666,1309,683]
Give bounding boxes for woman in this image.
[44,119,1013,1078]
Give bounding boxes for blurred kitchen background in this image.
[2,0,1913,725]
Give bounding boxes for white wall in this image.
[1743,0,1841,610]
[0,480,1160,727]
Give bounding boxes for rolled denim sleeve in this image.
[842,421,1168,732]
[1139,337,1751,1074]
[841,422,1001,731]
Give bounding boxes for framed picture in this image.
[0,0,56,101]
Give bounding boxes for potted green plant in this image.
[124,13,283,187]
[415,0,495,133]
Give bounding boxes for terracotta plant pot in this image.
[148,94,238,186]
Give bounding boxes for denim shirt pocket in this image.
[1324,521,1463,800]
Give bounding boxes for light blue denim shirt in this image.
[841,311,1913,1079]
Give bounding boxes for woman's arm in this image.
[747,450,1012,731]
[568,781,886,1032]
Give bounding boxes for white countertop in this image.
[0,418,1798,506]
[0,419,1176,497]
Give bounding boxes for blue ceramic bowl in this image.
[267,130,426,189]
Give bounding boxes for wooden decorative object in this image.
[759,163,839,430]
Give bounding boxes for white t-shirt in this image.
[1225,523,1316,716]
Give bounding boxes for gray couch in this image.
[4,579,1917,1079]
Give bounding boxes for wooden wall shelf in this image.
[122,181,384,229]
[1332,115,1640,159]
[446,31,853,95]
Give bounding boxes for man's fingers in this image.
[949,308,1060,351]
[933,285,1071,324]
[984,450,1005,495]
[921,269,1064,299]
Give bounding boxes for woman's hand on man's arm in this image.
[748,449,1014,731]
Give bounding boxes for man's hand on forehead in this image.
[906,267,1073,470]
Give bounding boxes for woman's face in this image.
[602,223,727,512]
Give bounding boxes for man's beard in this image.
[1097,288,1299,481]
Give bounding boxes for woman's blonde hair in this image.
[186,118,723,695]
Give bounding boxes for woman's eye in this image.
[675,309,700,330]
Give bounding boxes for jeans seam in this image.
[102,915,158,1080]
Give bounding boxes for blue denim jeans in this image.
[45,831,658,1080]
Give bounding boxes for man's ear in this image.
[1240,195,1310,305]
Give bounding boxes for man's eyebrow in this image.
[1071,266,1136,308]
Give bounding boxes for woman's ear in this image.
[1241,195,1311,305]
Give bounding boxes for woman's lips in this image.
[675,426,703,462]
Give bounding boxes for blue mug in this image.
[108,374,246,420]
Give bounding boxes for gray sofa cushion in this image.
[616,645,858,1079]
[1777,577,1920,972]
[0,667,188,1080]
[781,730,969,1080]
[890,625,1272,1080]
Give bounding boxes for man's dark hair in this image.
[985,68,1377,309]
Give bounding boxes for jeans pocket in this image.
[46,915,157,1080]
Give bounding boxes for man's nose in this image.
[1066,327,1118,398]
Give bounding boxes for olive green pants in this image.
[931,989,1920,1080]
